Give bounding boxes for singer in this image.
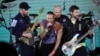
[40,11,63,56]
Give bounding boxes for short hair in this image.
[54,5,61,8]
[54,5,62,11]
[47,11,54,15]
[69,5,79,12]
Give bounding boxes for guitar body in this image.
[19,28,40,46]
[62,34,79,56]
[19,36,33,46]
[19,36,40,46]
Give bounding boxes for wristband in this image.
[51,50,56,55]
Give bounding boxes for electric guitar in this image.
[61,22,99,56]
[19,7,44,46]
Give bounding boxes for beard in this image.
[23,13,28,16]
[55,14,61,18]
[73,15,79,19]
[22,11,28,16]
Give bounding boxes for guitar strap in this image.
[78,18,81,31]
[79,23,81,31]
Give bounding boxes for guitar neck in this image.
[75,32,89,44]
[30,13,41,32]
[75,24,97,44]
[31,15,40,31]
[30,7,44,32]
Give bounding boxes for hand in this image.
[48,50,55,56]
[48,53,54,56]
[47,23,53,29]
[47,23,53,31]
[88,29,93,35]
[22,32,32,38]
[64,42,72,48]
[26,33,32,38]
[47,23,53,27]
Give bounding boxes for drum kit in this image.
[0,0,17,45]
[0,0,17,26]
[92,0,100,55]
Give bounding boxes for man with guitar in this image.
[40,11,63,56]
[11,2,34,56]
[61,5,93,56]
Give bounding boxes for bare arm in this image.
[53,27,63,51]
[49,22,63,56]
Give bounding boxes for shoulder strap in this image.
[79,23,81,31]
[54,22,61,32]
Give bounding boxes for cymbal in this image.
[0,17,4,21]
[2,3,17,9]
[0,3,7,9]
[2,0,16,3]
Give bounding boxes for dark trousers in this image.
[18,43,34,56]
[72,46,88,56]
[40,43,55,56]
[57,46,65,56]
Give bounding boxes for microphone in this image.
[48,25,53,32]
[63,0,66,11]
[46,22,53,33]
[0,14,4,21]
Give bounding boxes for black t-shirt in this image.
[55,15,69,31]
[55,15,69,25]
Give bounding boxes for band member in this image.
[62,5,93,56]
[54,5,69,24]
[54,5,69,45]
[11,2,34,56]
[54,5,69,56]
[40,11,62,56]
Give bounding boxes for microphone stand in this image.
[96,4,100,47]
[98,5,100,47]
[90,14,95,51]
[29,15,38,56]
[0,9,8,31]
[7,7,13,45]
[63,0,66,11]
[74,0,76,5]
